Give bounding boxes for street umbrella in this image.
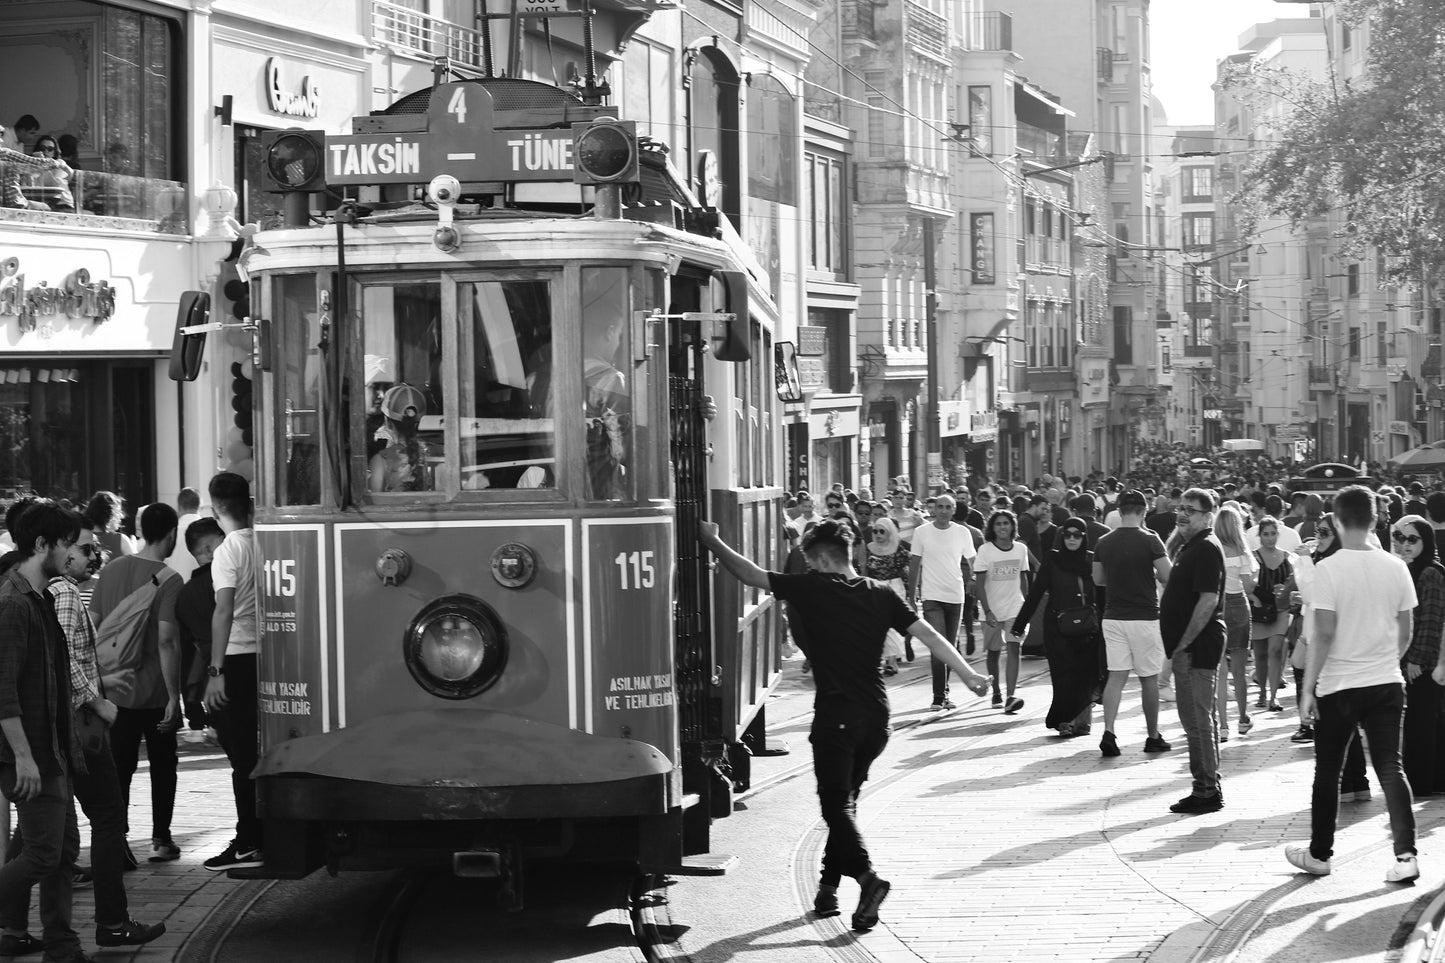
[1191,457,1217,467]
[1387,445,1445,470]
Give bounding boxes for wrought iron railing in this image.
[372,0,483,65]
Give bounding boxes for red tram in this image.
[172,72,793,892]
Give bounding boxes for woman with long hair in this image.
[1012,516,1098,736]
[83,490,134,559]
[1390,514,1445,795]
[865,517,913,675]
[1249,516,1294,711]
[1214,504,1257,740]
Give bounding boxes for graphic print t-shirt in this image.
[972,541,1032,622]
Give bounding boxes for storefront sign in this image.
[940,399,970,438]
[266,58,320,119]
[970,213,995,285]
[797,325,827,356]
[1389,420,1410,435]
[968,86,992,156]
[0,258,116,331]
[1080,363,1109,406]
[970,408,998,442]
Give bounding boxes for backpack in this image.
[94,566,180,705]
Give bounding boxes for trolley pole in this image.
[923,217,942,494]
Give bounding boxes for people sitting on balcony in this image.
[0,124,62,211]
[25,136,74,213]
[57,134,80,171]
[9,115,39,151]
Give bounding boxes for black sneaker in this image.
[95,919,166,948]
[0,932,42,956]
[202,840,263,872]
[1169,793,1224,814]
[1100,730,1121,757]
[1143,735,1172,753]
[813,887,839,916]
[851,874,891,932]
[965,637,976,656]
[1291,725,1315,743]
[1003,696,1025,715]
[72,868,93,889]
[991,694,1004,709]
[149,836,181,862]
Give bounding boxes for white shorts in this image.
[1102,619,1165,677]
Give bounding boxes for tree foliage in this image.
[1229,0,1445,285]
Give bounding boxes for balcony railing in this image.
[905,1,949,57]
[373,0,483,65]
[2,161,189,234]
[966,12,1012,52]
[1309,364,1334,388]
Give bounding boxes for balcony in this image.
[2,161,189,235]
[842,0,876,43]
[905,0,949,57]
[966,12,1013,52]
[1309,364,1335,390]
[1017,123,1064,163]
[373,0,484,65]
[1097,48,1114,83]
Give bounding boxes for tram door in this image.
[667,275,721,849]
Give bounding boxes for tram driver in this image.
[368,383,436,492]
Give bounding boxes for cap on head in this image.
[1118,489,1149,512]
[381,383,427,421]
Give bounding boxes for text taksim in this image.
[329,139,422,178]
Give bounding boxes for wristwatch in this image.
[207,665,225,678]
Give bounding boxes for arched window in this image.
[687,47,741,227]
[746,75,796,206]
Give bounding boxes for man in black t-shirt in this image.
[698,518,988,933]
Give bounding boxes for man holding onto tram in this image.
[698,518,990,934]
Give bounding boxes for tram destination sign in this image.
[326,81,582,185]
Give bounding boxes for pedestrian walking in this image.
[697,517,990,933]
[974,509,1032,713]
[908,495,977,710]
[1092,490,1173,757]
[1013,517,1098,737]
[1248,517,1294,712]
[1287,485,1420,883]
[864,518,912,675]
[1213,505,1257,741]
[1160,488,1227,814]
[0,501,86,963]
[1389,515,1444,796]
[89,503,184,866]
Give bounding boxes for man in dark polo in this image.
[0,500,85,963]
[1160,487,1228,814]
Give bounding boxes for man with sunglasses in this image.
[1159,488,1228,814]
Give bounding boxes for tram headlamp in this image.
[404,595,508,700]
[572,120,639,185]
[260,130,327,193]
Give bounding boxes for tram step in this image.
[679,792,701,810]
[671,854,738,877]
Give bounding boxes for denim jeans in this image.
[1310,682,1414,861]
[811,705,890,887]
[1171,650,1220,797]
[0,771,80,959]
[4,733,130,928]
[211,654,262,850]
[109,706,178,840]
[922,600,962,704]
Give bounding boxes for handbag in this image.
[1056,575,1098,637]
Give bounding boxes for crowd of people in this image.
[0,473,258,963]
[728,465,1445,933]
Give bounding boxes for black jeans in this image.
[211,653,262,851]
[922,601,962,704]
[811,706,889,886]
[0,771,79,958]
[109,706,178,840]
[1403,672,1442,796]
[1310,682,1414,862]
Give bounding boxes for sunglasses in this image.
[75,544,99,557]
[1392,532,1422,545]
[1062,532,1085,540]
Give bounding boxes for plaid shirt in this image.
[0,567,73,776]
[1406,565,1445,670]
[47,575,100,710]
[0,146,54,209]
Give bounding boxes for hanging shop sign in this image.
[970,408,998,443]
[0,257,116,331]
[970,212,996,285]
[940,399,970,438]
[266,58,320,119]
[797,325,827,356]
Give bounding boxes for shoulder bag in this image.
[1056,575,1098,637]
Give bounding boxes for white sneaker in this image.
[1158,685,1175,703]
[1285,844,1331,876]
[1385,854,1420,884]
[180,729,207,745]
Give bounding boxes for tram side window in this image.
[274,275,322,506]
[362,282,443,494]
[582,268,633,501]
[456,280,554,491]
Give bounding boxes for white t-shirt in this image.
[166,511,201,580]
[1103,509,1123,531]
[1246,523,1302,554]
[1311,546,1416,696]
[1223,549,1258,595]
[972,541,1032,621]
[211,527,258,655]
[910,522,976,604]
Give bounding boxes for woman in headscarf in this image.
[865,516,913,674]
[1390,514,1445,795]
[1012,516,1098,737]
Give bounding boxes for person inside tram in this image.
[582,270,631,500]
[368,383,435,493]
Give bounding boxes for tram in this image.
[171,66,794,894]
